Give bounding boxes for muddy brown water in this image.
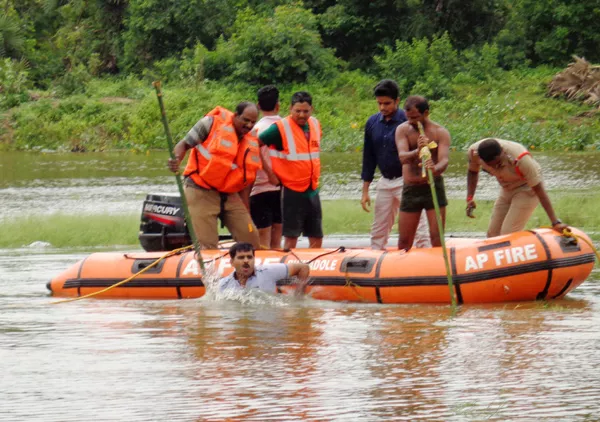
[1,151,600,420]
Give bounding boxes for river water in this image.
[1,151,600,421]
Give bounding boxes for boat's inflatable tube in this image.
[47,228,596,304]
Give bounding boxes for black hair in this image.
[477,138,503,162]
[291,91,312,106]
[229,242,255,259]
[404,96,429,114]
[235,101,257,115]
[257,85,279,112]
[374,79,400,100]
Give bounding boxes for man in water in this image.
[466,138,569,236]
[395,96,451,251]
[218,242,311,293]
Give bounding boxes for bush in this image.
[0,58,32,109]
[462,43,501,81]
[54,64,91,96]
[374,33,458,99]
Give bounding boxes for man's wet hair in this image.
[257,85,279,112]
[291,91,312,106]
[229,242,255,259]
[477,138,503,162]
[374,79,400,100]
[235,101,257,115]
[404,96,429,114]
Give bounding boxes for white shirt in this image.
[218,264,289,294]
[251,115,282,196]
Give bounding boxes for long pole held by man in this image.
[152,81,204,271]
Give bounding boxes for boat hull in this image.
[47,228,596,304]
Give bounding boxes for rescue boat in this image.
[47,228,596,304]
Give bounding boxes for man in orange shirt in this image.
[258,91,323,250]
[168,102,261,250]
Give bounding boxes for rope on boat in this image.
[558,228,600,265]
[51,245,194,304]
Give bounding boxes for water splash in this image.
[198,262,310,307]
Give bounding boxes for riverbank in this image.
[2,195,599,249]
[1,67,599,153]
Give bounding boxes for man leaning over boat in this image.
[168,102,262,250]
[219,242,311,293]
[465,138,569,237]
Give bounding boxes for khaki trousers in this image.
[371,177,430,250]
[185,185,260,250]
[488,186,539,237]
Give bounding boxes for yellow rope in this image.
[342,252,369,302]
[51,245,194,304]
[539,226,600,265]
[562,228,600,264]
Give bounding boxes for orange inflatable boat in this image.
[47,228,596,304]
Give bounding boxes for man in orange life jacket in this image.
[168,102,262,250]
[466,138,569,237]
[258,91,323,250]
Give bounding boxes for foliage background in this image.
[0,0,599,152]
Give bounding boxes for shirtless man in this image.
[395,96,451,251]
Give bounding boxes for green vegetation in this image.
[2,194,599,248]
[0,214,140,248]
[0,1,598,153]
[1,66,599,153]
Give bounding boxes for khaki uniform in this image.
[184,182,259,250]
[469,139,542,237]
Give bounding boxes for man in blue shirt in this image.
[361,80,430,250]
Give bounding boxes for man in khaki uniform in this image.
[466,138,568,237]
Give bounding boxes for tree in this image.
[0,14,24,57]
[497,0,600,66]
[209,5,341,84]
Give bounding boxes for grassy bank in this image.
[1,67,599,153]
[2,195,599,249]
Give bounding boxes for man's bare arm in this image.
[395,124,419,164]
[288,263,311,295]
[168,140,193,173]
[432,127,451,175]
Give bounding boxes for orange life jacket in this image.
[269,116,321,192]
[183,107,261,193]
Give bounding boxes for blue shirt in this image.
[218,264,289,294]
[361,109,407,182]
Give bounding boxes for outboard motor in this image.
[138,193,233,251]
[138,193,190,252]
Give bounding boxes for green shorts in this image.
[400,176,448,212]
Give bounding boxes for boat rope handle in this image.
[51,245,194,304]
[542,227,600,265]
[338,251,369,302]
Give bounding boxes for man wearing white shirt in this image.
[249,85,283,249]
[218,242,310,294]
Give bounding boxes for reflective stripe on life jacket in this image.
[269,116,321,192]
[183,106,261,193]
